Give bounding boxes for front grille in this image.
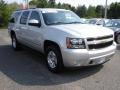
[88,41,113,49]
[87,35,113,41]
[87,35,113,50]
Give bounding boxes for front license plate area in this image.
[93,57,105,64]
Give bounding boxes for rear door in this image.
[18,10,30,44]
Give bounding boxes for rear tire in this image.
[11,34,21,51]
[46,45,64,73]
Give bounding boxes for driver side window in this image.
[29,11,41,26]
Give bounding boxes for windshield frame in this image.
[41,10,82,25]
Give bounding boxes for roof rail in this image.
[15,8,36,11]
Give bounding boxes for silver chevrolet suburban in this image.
[8,8,116,73]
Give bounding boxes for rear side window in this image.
[20,11,30,25]
[14,12,21,22]
[9,18,15,23]
[10,12,21,23]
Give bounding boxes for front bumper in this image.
[61,43,116,67]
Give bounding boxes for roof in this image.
[16,8,69,12]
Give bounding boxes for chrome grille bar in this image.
[87,35,113,50]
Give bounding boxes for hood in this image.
[49,24,114,38]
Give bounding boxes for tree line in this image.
[0,0,120,27]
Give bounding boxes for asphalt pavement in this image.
[0,29,120,90]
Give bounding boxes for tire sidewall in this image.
[46,46,63,73]
[11,34,19,50]
[116,34,120,44]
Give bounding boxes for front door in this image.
[26,10,43,50]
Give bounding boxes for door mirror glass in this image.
[28,19,41,27]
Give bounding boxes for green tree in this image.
[96,5,104,18]
[8,2,19,10]
[76,5,87,17]
[30,0,48,7]
[29,0,37,5]
[108,2,120,19]
[56,2,62,8]
[29,0,75,11]
[37,0,48,8]
[0,1,19,27]
[87,6,96,18]
[71,6,76,12]
[0,0,7,26]
[48,0,55,7]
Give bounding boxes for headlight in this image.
[66,37,86,49]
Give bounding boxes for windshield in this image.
[105,20,120,28]
[42,10,82,25]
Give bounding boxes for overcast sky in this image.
[4,0,120,7]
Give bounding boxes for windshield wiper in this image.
[66,22,82,24]
[48,21,82,25]
[48,22,65,25]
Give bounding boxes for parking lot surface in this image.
[0,29,120,90]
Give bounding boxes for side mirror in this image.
[28,19,41,27]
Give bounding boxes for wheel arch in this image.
[44,40,61,53]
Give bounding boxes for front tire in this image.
[46,45,64,73]
[116,34,120,44]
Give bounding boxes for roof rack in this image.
[15,8,37,11]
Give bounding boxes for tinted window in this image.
[10,12,21,23]
[29,11,40,21]
[9,18,15,23]
[20,11,30,24]
[14,12,21,22]
[105,20,120,28]
[113,22,120,28]
[42,11,82,25]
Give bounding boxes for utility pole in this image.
[26,0,29,9]
[104,0,108,18]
